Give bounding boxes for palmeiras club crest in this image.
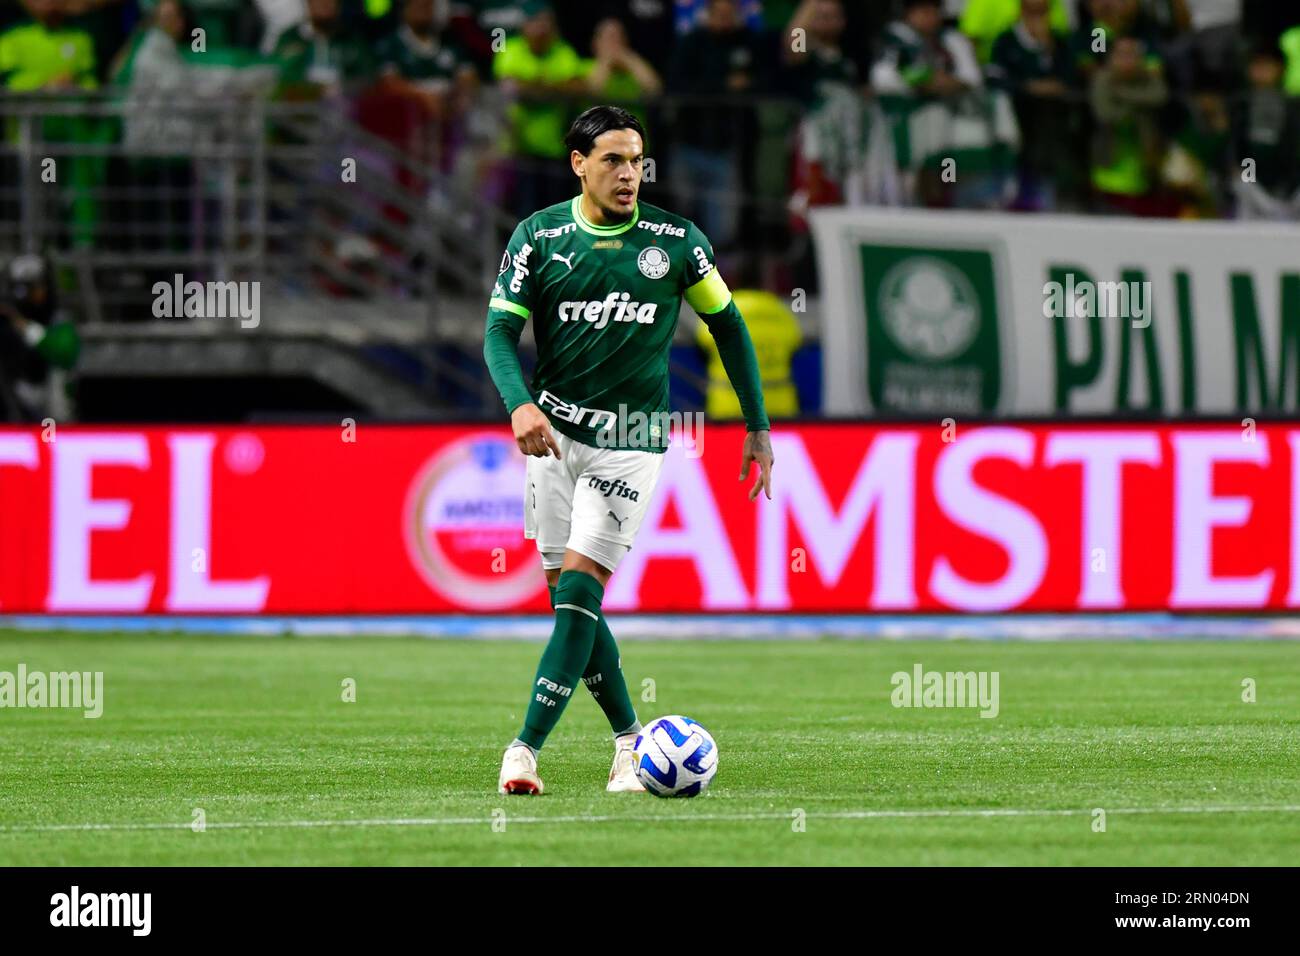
[637,246,670,279]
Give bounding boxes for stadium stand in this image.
[1,0,1297,421]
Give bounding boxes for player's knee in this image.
[561,548,614,587]
[553,568,605,619]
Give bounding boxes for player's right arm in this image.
[483,221,562,459]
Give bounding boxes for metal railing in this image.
[0,90,530,408]
[0,89,812,415]
[0,91,517,325]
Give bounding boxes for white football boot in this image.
[498,745,544,795]
[606,735,645,793]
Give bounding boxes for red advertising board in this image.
[1,422,1297,613]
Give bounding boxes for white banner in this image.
[811,208,1300,417]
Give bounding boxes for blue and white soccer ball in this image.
[633,715,718,798]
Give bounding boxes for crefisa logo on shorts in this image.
[403,434,545,608]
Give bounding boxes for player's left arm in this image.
[683,229,773,502]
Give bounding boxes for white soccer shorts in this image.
[523,431,665,572]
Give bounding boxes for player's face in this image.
[574,128,644,222]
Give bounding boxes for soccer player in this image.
[483,105,773,794]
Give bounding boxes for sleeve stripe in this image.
[489,298,530,320]
[684,269,732,315]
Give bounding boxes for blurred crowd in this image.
[1,0,1299,253]
[1,0,1298,421]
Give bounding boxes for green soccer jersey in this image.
[376,26,469,85]
[487,196,733,452]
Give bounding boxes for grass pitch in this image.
[0,630,1297,866]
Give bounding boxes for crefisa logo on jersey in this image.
[637,246,670,279]
[508,243,533,294]
[403,435,544,608]
[558,292,658,328]
[638,220,685,238]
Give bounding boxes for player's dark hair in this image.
[565,106,646,157]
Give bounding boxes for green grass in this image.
[0,630,1297,865]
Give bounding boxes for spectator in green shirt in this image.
[273,0,376,98]
[987,0,1084,209]
[366,0,479,204]
[782,0,859,107]
[493,0,589,216]
[584,17,661,121]
[108,0,199,251]
[782,0,870,223]
[586,17,661,99]
[0,0,103,246]
[1090,35,1171,214]
[1071,0,1166,81]
[0,0,96,90]
[376,0,477,120]
[960,0,1071,63]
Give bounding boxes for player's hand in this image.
[511,403,562,459]
[740,429,773,502]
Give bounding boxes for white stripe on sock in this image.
[555,603,598,621]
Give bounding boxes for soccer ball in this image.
[633,715,718,797]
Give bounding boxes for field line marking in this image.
[2,804,1298,834]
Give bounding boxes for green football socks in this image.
[516,571,605,751]
[514,577,641,751]
[582,611,640,738]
